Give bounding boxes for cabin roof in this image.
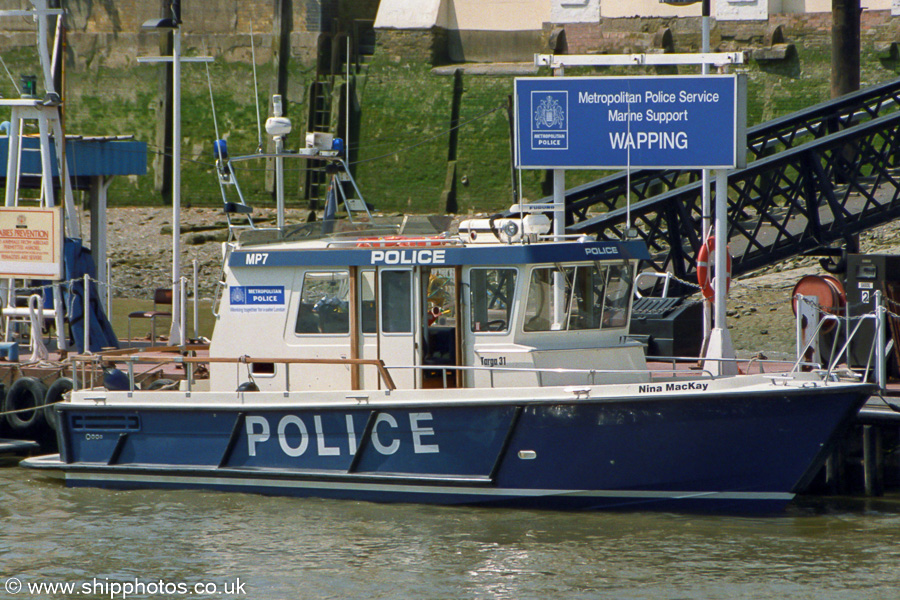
[229,239,650,268]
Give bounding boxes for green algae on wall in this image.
[3,35,900,216]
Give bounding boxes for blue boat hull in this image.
[48,385,870,512]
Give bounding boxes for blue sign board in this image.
[230,286,285,306]
[515,75,746,169]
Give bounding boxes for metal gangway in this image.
[541,77,900,293]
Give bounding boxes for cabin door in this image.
[420,266,460,389]
[461,266,519,387]
[357,269,379,389]
[358,267,419,389]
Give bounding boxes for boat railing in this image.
[645,355,822,376]
[69,347,721,395]
[634,271,674,298]
[68,345,853,397]
[792,307,885,387]
[361,364,717,389]
[69,350,397,394]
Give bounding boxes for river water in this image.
[1,465,899,600]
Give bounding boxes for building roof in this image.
[0,135,147,190]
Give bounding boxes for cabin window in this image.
[295,270,350,334]
[523,263,631,332]
[602,263,632,328]
[250,362,275,377]
[426,267,457,326]
[469,268,517,333]
[381,270,412,333]
[360,270,377,334]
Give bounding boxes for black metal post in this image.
[831,0,860,98]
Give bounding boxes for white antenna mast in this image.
[138,1,213,346]
[249,15,263,153]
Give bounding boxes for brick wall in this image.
[375,28,449,65]
[0,1,354,69]
[3,3,897,68]
[562,11,897,55]
[305,0,338,33]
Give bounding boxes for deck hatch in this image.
[71,414,141,432]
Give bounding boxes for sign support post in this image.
[701,0,713,349]
[551,63,567,328]
[704,169,738,375]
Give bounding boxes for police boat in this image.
[23,152,873,512]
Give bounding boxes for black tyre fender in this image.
[4,376,48,434]
[41,377,73,432]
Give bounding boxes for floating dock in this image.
[0,438,40,459]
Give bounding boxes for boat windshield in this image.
[523,262,632,332]
[237,215,457,247]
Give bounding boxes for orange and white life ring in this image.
[356,235,443,248]
[696,236,732,301]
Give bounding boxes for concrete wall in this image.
[0,1,371,70]
[447,0,548,31]
[374,0,547,62]
[780,0,894,12]
[715,0,773,21]
[551,0,600,24]
[374,0,447,29]
[716,0,897,20]
[601,0,704,19]
[444,0,547,61]
[375,0,546,30]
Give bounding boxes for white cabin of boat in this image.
[207,218,653,392]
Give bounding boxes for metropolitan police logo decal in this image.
[229,285,286,313]
[534,95,565,128]
[531,91,568,151]
[230,286,246,305]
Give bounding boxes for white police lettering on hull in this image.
[370,249,446,265]
[246,412,440,457]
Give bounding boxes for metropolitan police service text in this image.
[579,89,720,151]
